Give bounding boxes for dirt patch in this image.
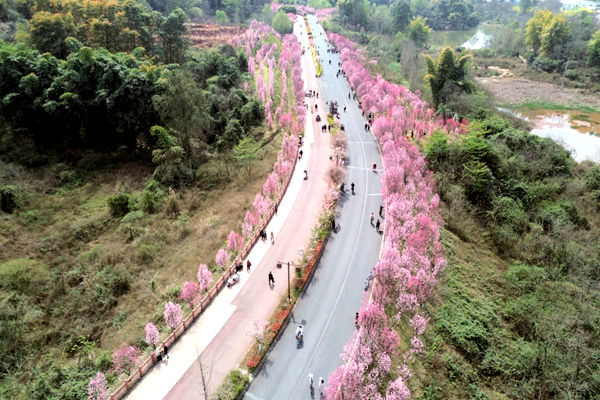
[477,76,600,110]
[187,24,245,48]
[487,66,514,78]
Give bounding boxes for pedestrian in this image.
[370,212,374,225]
[331,217,336,232]
[355,312,359,329]
[270,232,275,244]
[351,182,355,194]
[163,345,169,360]
[268,271,275,287]
[260,229,266,242]
[376,219,381,232]
[316,92,319,98]
[315,104,318,110]
[274,203,278,215]
[319,377,325,393]
[156,348,163,363]
[372,163,377,172]
[246,259,252,272]
[299,149,303,159]
[309,373,314,392]
[343,106,346,112]
[348,92,351,99]
[379,205,384,217]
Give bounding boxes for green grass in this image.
[502,100,600,114]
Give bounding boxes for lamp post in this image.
[277,260,300,302]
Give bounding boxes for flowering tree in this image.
[112,344,141,375]
[180,281,199,306]
[164,302,182,331]
[215,248,229,269]
[145,322,160,348]
[197,263,213,292]
[88,371,108,400]
[247,319,268,343]
[227,231,244,252]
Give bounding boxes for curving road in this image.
[244,15,383,400]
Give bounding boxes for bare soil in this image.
[187,24,245,48]
[477,76,600,109]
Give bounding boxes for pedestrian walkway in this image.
[124,18,332,400]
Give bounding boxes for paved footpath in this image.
[124,18,332,400]
[244,15,384,400]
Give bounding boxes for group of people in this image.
[369,205,385,233]
[308,372,326,398]
[259,229,274,244]
[155,345,169,363]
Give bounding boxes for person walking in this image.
[163,345,169,360]
[270,232,275,244]
[379,205,384,217]
[308,373,314,393]
[319,377,325,394]
[355,312,359,329]
[351,182,355,194]
[246,259,252,272]
[331,217,336,232]
[376,219,381,233]
[372,163,377,172]
[370,212,374,225]
[268,271,275,287]
[299,149,303,159]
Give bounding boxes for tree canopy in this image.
[424,46,474,108]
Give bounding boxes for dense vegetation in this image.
[0,0,278,397]
[413,108,600,399]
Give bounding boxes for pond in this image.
[499,107,600,163]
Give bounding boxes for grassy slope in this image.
[0,135,280,396]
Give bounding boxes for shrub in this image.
[0,185,20,213]
[140,180,166,213]
[425,131,449,171]
[532,56,558,72]
[461,160,493,203]
[212,369,249,400]
[106,193,134,218]
[196,162,230,190]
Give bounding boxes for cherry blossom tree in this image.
[88,371,108,400]
[197,263,213,292]
[164,302,182,331]
[112,344,141,375]
[227,231,244,252]
[145,322,160,348]
[215,248,229,269]
[180,281,199,306]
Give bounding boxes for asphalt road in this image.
[244,15,384,400]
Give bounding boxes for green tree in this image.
[390,0,411,32]
[424,46,474,108]
[272,10,293,34]
[215,9,229,24]
[337,0,369,28]
[587,30,600,67]
[407,16,431,48]
[160,8,188,64]
[371,5,393,34]
[525,9,553,55]
[519,0,539,14]
[149,125,184,165]
[29,11,76,58]
[540,13,571,59]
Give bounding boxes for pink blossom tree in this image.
[227,231,244,252]
[197,263,213,292]
[180,281,199,306]
[88,371,108,400]
[215,248,229,269]
[145,322,160,348]
[164,302,182,331]
[112,344,141,375]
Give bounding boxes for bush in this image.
[532,56,559,72]
[141,180,166,213]
[196,162,230,190]
[0,185,20,213]
[425,131,450,171]
[212,369,249,400]
[106,193,135,218]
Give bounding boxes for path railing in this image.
[109,148,299,400]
